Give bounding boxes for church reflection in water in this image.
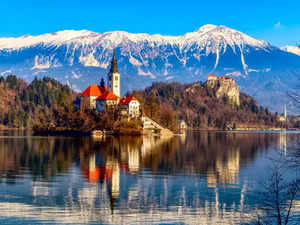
[0,131,299,224]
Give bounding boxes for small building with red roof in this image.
[218,76,235,84]
[119,96,141,118]
[218,76,233,81]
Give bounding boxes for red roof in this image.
[80,85,108,97]
[208,74,217,77]
[96,91,119,101]
[219,76,233,80]
[83,168,101,183]
[119,96,137,105]
[83,167,113,183]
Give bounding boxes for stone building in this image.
[206,75,240,106]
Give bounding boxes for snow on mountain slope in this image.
[0,24,300,113]
[0,25,273,74]
[0,25,268,51]
[182,24,268,48]
[0,30,98,50]
[281,46,300,56]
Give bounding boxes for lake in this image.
[0,131,299,225]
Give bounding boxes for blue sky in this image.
[1,0,299,47]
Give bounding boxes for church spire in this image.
[107,49,121,97]
[110,50,119,73]
[100,77,105,88]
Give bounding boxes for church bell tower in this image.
[107,50,121,97]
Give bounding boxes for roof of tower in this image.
[109,50,119,73]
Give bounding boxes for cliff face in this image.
[206,78,240,106]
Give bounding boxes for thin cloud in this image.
[274,22,282,29]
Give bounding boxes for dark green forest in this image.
[0,75,75,128]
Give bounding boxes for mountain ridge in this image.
[0,25,269,51]
[281,45,300,56]
[0,24,299,112]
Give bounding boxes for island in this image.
[0,51,292,136]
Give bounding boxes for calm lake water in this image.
[0,131,300,225]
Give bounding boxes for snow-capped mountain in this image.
[0,24,300,112]
[281,45,300,56]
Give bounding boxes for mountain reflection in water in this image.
[0,131,299,225]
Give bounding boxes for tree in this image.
[253,154,300,225]
[145,93,159,118]
[232,123,236,130]
[159,105,177,131]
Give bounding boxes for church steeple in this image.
[107,49,121,97]
[109,50,119,73]
[100,77,105,88]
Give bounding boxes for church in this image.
[79,50,141,118]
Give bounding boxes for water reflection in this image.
[0,131,299,224]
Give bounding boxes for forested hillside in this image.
[130,82,281,130]
[0,76,282,131]
[0,75,75,128]
[0,75,118,132]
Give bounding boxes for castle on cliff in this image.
[206,74,240,106]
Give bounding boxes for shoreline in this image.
[188,127,292,131]
[1,126,296,137]
[32,127,143,137]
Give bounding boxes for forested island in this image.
[129,79,292,131]
[0,74,291,135]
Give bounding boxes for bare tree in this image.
[252,154,300,225]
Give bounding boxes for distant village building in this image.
[278,115,286,122]
[119,96,141,118]
[79,50,141,117]
[179,120,187,130]
[277,105,287,122]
